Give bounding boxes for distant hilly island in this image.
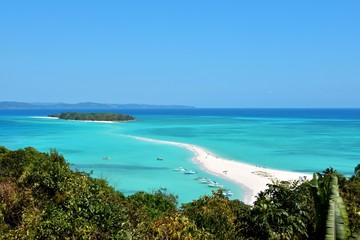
[0,101,195,109]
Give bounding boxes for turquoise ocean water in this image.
[1,109,359,204]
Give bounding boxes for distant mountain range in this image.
[0,101,195,109]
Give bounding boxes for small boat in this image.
[200,179,213,184]
[208,181,223,188]
[222,191,233,197]
[222,189,233,197]
[194,177,207,181]
[156,157,164,160]
[199,179,210,184]
[200,180,209,184]
[184,170,197,174]
[174,167,186,171]
[103,156,111,160]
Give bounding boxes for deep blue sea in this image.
[1,108,359,203]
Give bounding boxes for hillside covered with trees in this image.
[0,147,359,239]
[0,101,194,109]
[48,112,135,122]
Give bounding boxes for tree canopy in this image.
[0,146,359,239]
[48,112,135,122]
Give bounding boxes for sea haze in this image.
[1,108,359,203]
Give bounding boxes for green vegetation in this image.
[325,175,350,239]
[0,146,359,239]
[48,112,135,122]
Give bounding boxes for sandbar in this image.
[31,116,59,119]
[130,136,312,204]
[32,116,117,123]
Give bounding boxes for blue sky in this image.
[0,1,359,108]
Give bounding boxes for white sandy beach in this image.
[31,116,117,123]
[131,136,312,205]
[31,116,59,119]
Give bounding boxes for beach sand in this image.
[31,116,117,123]
[131,136,312,204]
[31,116,59,119]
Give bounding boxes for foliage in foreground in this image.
[0,146,359,239]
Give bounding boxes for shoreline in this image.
[31,116,135,124]
[130,135,312,204]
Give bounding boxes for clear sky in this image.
[0,1,359,108]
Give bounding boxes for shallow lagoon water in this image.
[1,109,360,203]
